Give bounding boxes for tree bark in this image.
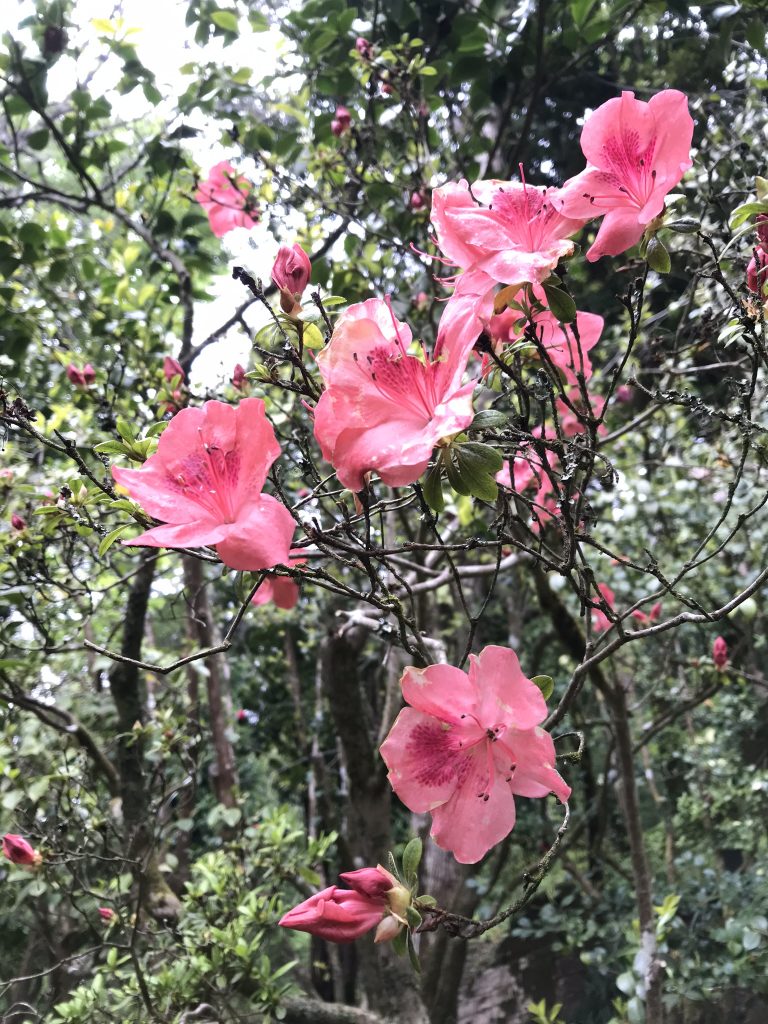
[182,556,238,807]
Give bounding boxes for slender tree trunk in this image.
[182,555,238,807]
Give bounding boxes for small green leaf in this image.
[98,524,131,557]
[27,129,49,150]
[729,200,768,230]
[646,236,671,274]
[211,9,239,32]
[542,283,577,323]
[416,894,437,907]
[302,323,325,350]
[421,460,444,512]
[531,674,554,700]
[406,932,421,973]
[470,409,507,431]
[406,905,422,929]
[392,927,407,956]
[115,417,134,442]
[402,837,422,884]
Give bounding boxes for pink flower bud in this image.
[380,82,393,96]
[334,105,351,127]
[757,214,768,248]
[271,244,312,299]
[66,364,90,388]
[10,513,26,531]
[747,247,768,295]
[2,834,41,867]
[410,191,426,211]
[232,363,247,390]
[713,635,728,669]
[331,119,344,137]
[355,37,372,59]
[98,907,115,922]
[338,866,394,900]
[163,356,185,383]
[615,385,633,403]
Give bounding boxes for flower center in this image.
[170,441,241,523]
[353,345,440,422]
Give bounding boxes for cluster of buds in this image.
[2,834,42,869]
[747,215,768,297]
[279,864,411,944]
[66,363,95,388]
[331,105,352,137]
[271,243,312,316]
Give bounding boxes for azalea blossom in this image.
[487,286,604,387]
[66,363,95,387]
[379,646,571,864]
[313,294,481,492]
[163,356,185,382]
[631,601,662,626]
[557,90,694,261]
[195,161,259,238]
[2,833,42,867]
[279,865,409,944]
[430,178,586,303]
[113,399,295,571]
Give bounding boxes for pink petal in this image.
[400,664,479,722]
[468,646,547,731]
[498,728,571,803]
[429,749,517,864]
[586,209,646,261]
[215,494,295,571]
[380,707,472,813]
[123,519,230,551]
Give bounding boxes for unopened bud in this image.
[374,915,404,943]
[10,513,26,531]
[712,635,728,669]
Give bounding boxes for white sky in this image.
[1,1,288,386]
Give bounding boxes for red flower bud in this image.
[380,82,394,96]
[98,907,115,922]
[2,834,41,867]
[747,247,768,295]
[163,356,185,383]
[331,119,344,137]
[334,105,351,127]
[712,636,728,669]
[757,214,768,248]
[410,191,426,211]
[355,37,372,59]
[82,364,96,385]
[10,513,26,531]
[232,363,247,390]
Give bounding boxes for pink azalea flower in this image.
[2,833,41,867]
[279,865,408,944]
[113,399,295,571]
[251,556,305,611]
[488,286,604,387]
[195,161,259,238]
[713,635,728,669]
[379,646,571,864]
[430,178,586,299]
[313,294,481,492]
[591,583,616,633]
[66,363,95,388]
[557,90,694,261]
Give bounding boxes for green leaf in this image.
[458,442,504,474]
[470,409,507,431]
[416,894,437,907]
[27,128,49,150]
[405,905,422,929]
[302,323,325,350]
[392,927,407,956]
[666,218,700,234]
[211,9,239,32]
[98,524,131,557]
[531,674,554,701]
[729,200,768,230]
[402,836,422,884]
[421,460,444,513]
[646,236,671,274]
[406,932,421,973]
[542,284,577,323]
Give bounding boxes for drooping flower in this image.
[557,90,694,261]
[713,635,728,669]
[2,833,42,868]
[113,399,295,571]
[251,556,306,611]
[279,865,409,944]
[163,356,185,382]
[272,244,312,315]
[591,583,616,633]
[379,646,571,864]
[430,178,586,304]
[313,294,481,492]
[195,161,259,238]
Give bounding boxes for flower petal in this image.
[215,494,295,571]
[468,645,547,731]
